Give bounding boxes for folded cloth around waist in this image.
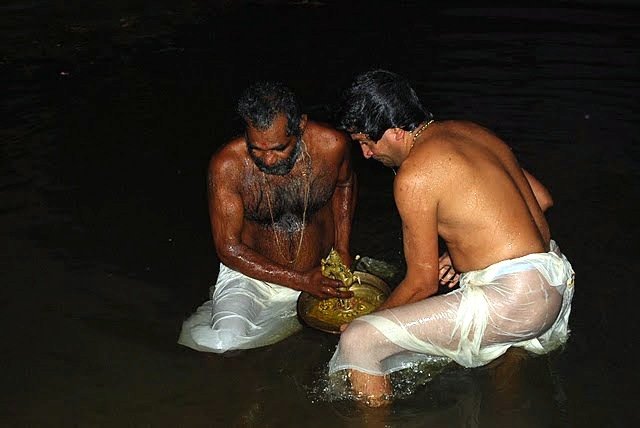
[178,263,302,353]
[453,239,575,364]
[328,240,575,374]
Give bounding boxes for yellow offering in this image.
[321,248,360,300]
[297,249,390,334]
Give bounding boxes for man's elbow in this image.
[539,194,554,213]
[215,243,242,265]
[409,285,438,303]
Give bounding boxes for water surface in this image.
[2,1,639,426]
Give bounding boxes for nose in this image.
[360,143,373,159]
[263,152,280,166]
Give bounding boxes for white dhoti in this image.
[178,263,302,353]
[329,240,575,375]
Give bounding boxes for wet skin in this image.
[346,120,553,403]
[208,113,357,299]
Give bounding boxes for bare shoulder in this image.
[401,123,458,175]
[444,120,513,152]
[208,137,247,183]
[396,152,443,197]
[444,119,495,135]
[306,120,350,151]
[397,121,481,195]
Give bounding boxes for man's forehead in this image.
[246,128,293,150]
[248,114,288,135]
[350,131,371,142]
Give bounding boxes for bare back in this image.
[397,120,550,275]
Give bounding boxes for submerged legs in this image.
[348,369,392,407]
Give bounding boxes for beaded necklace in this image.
[409,119,435,152]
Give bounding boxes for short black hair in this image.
[338,69,432,141]
[236,81,302,137]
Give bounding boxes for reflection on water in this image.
[305,348,569,427]
[2,1,639,426]
[309,356,453,403]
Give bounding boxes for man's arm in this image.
[523,169,553,212]
[331,133,357,267]
[377,167,441,310]
[208,148,349,299]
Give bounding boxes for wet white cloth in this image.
[329,240,575,375]
[178,263,302,353]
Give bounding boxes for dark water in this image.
[2,1,639,426]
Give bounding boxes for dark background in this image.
[2,1,639,426]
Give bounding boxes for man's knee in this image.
[189,316,252,353]
[340,319,373,353]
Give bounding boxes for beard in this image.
[251,138,302,176]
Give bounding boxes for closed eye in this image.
[248,143,287,153]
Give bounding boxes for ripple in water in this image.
[306,357,455,404]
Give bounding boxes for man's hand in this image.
[304,267,354,299]
[438,251,460,288]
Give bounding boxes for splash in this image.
[306,357,455,404]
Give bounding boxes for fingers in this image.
[439,264,460,288]
[319,286,334,298]
[309,268,355,299]
[320,286,353,299]
[447,276,460,288]
[315,278,354,299]
[439,264,452,282]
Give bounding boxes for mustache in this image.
[251,139,301,176]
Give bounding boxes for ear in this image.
[299,114,308,131]
[392,127,407,142]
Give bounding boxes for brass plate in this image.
[297,271,391,334]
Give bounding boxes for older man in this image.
[330,70,575,406]
[179,81,356,353]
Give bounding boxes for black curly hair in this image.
[338,69,432,142]
[237,81,302,138]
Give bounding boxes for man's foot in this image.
[357,392,391,408]
[349,369,392,407]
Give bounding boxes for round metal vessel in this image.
[297,271,391,334]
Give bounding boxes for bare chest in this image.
[243,167,335,229]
